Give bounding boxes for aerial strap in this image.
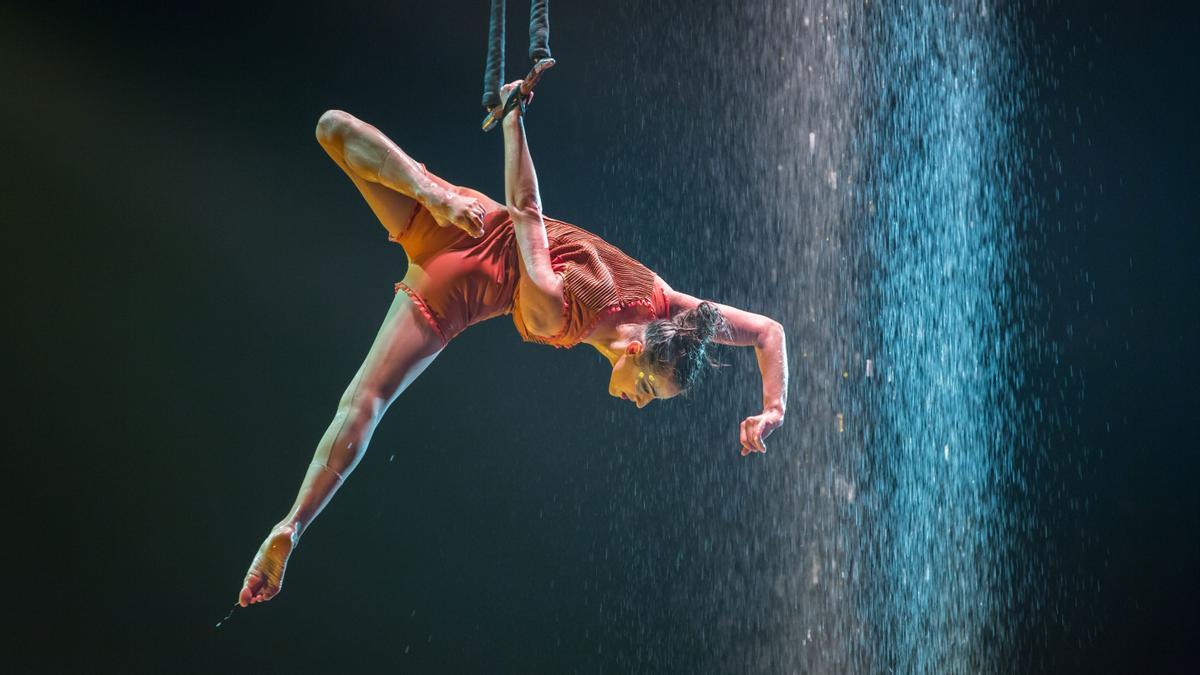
[481,0,555,132]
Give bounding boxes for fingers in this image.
[739,421,757,456]
[500,80,534,108]
[738,417,767,456]
[500,80,524,99]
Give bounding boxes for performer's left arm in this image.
[663,283,788,456]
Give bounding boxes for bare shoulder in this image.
[657,277,703,316]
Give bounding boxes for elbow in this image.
[506,199,544,220]
[756,319,785,347]
[507,194,542,216]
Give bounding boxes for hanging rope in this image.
[481,0,555,132]
[528,0,551,61]
[481,0,506,111]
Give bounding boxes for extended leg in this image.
[239,290,445,606]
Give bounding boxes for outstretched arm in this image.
[664,283,788,456]
[499,83,565,335]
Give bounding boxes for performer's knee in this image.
[334,389,387,433]
[315,109,355,148]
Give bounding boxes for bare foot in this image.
[239,525,298,607]
[428,191,486,239]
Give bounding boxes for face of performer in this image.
[608,341,681,408]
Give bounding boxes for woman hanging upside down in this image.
[238,81,789,607]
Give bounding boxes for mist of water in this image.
[592,2,1067,672]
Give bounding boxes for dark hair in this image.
[641,302,729,393]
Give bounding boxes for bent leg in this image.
[315,110,500,240]
[239,290,445,606]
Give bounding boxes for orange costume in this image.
[390,199,670,347]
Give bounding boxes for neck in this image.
[588,321,644,365]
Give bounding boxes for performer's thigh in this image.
[320,148,421,241]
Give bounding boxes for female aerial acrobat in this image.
[237,4,788,607]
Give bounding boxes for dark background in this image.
[4,0,1196,673]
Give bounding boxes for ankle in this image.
[272,520,302,541]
